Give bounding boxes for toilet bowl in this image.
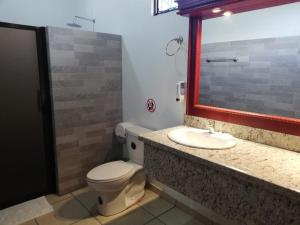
[86,124,152,216]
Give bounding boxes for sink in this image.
[167,127,236,150]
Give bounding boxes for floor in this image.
[0,197,52,225]
[19,187,207,225]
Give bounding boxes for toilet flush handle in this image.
[98,197,103,205]
[131,142,136,150]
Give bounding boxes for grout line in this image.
[143,217,166,225]
[156,217,167,225]
[71,188,178,225]
[69,221,79,225]
[94,215,105,225]
[149,185,217,225]
[156,205,174,218]
[35,191,100,225]
[34,218,39,225]
[66,193,99,225]
[69,217,102,225]
[67,214,98,225]
[138,193,175,219]
[94,217,103,225]
[141,207,157,221]
[46,193,73,205]
[71,192,95,216]
[152,205,176,219]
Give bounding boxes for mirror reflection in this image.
[199,4,300,119]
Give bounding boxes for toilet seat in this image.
[87,161,134,183]
[87,161,143,192]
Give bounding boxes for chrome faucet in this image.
[208,125,215,134]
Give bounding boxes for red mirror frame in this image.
[186,2,300,136]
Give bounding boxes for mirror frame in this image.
[186,3,300,136]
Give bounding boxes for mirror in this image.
[198,3,300,119]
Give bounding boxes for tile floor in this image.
[20,187,207,225]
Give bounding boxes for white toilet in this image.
[87,124,152,216]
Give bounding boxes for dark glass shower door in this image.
[0,24,54,209]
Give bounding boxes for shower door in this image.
[0,23,55,209]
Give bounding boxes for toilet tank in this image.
[125,126,152,165]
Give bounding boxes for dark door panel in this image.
[0,25,54,209]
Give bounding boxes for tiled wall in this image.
[200,36,300,118]
[47,27,122,194]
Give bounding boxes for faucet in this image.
[208,125,215,134]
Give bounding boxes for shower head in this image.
[66,21,82,28]
[67,16,96,31]
[67,16,82,28]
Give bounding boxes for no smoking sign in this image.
[146,99,156,113]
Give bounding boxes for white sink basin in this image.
[168,127,236,150]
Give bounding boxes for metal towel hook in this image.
[165,36,184,56]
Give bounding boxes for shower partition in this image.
[47,27,123,195]
[0,22,55,209]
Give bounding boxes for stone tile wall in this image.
[47,27,122,194]
[200,36,300,118]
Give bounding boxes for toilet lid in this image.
[87,161,133,182]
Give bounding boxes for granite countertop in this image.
[139,126,300,200]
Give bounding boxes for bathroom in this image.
[0,0,299,225]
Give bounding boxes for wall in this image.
[47,27,122,194]
[81,0,189,130]
[202,2,300,43]
[1,0,300,131]
[80,1,300,130]
[0,0,93,30]
[0,0,189,130]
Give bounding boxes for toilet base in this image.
[96,170,145,216]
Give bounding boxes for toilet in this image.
[87,124,152,216]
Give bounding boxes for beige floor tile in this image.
[137,189,160,206]
[20,219,38,225]
[95,204,140,224]
[104,208,154,225]
[159,207,204,225]
[145,219,165,225]
[147,186,176,205]
[72,217,101,225]
[46,193,73,205]
[142,197,174,217]
[72,186,98,214]
[36,197,90,225]
[72,186,92,196]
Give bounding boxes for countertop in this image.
[139,126,300,200]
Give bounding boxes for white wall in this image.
[83,1,300,130]
[0,0,90,30]
[203,2,300,43]
[83,0,189,130]
[0,0,189,130]
[82,1,300,130]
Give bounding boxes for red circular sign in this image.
[146,99,156,112]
